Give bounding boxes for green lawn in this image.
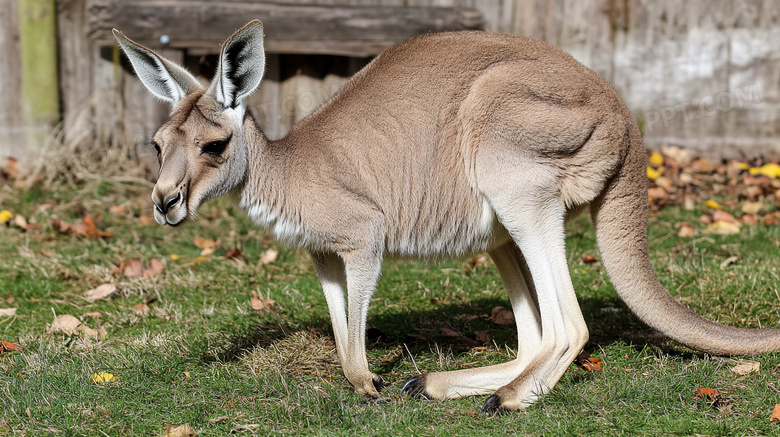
[1,179,780,436]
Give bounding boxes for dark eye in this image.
[152,141,161,157]
[201,137,231,157]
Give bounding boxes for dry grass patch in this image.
[242,330,339,377]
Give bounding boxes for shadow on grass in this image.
[199,293,698,371]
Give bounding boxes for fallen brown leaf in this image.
[49,314,82,335]
[740,214,759,225]
[250,290,276,312]
[0,157,18,181]
[771,404,780,422]
[83,312,102,319]
[72,215,113,239]
[12,214,29,231]
[224,247,242,259]
[706,220,741,235]
[50,217,71,234]
[573,350,603,371]
[692,158,714,173]
[466,254,487,270]
[134,303,151,315]
[0,340,21,353]
[677,223,697,238]
[193,236,220,249]
[79,323,107,340]
[763,213,780,226]
[712,210,738,224]
[694,386,719,400]
[0,308,16,317]
[440,323,463,338]
[84,284,117,302]
[648,187,668,200]
[259,249,278,265]
[581,254,598,264]
[120,259,146,277]
[490,306,515,326]
[730,360,760,375]
[163,423,197,437]
[742,201,764,215]
[145,258,164,277]
[115,259,163,278]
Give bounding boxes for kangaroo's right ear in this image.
[113,29,204,103]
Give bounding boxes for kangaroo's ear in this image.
[209,20,266,109]
[113,29,204,103]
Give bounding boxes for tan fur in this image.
[115,21,780,412]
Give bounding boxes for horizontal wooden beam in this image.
[87,1,484,57]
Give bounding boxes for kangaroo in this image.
[114,20,780,412]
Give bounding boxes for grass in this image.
[1,180,780,436]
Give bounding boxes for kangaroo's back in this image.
[277,31,628,256]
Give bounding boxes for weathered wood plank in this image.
[0,0,23,162]
[18,0,60,159]
[86,0,484,56]
[57,0,94,145]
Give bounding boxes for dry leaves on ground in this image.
[84,284,117,302]
[490,306,515,326]
[647,149,780,237]
[730,360,760,375]
[259,248,278,265]
[162,424,197,437]
[0,340,21,354]
[250,290,276,312]
[694,386,720,400]
[194,236,220,256]
[0,308,16,317]
[573,350,602,371]
[50,215,113,239]
[48,314,107,339]
[114,258,164,278]
[0,157,18,181]
[771,404,780,422]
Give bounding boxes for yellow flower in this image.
[90,372,117,384]
[648,152,664,167]
[170,254,180,261]
[705,200,723,210]
[748,163,780,179]
[647,167,662,180]
[0,210,12,224]
[736,162,750,170]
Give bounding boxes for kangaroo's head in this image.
[114,21,266,226]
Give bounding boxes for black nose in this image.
[153,193,181,214]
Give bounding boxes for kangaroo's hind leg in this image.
[402,241,543,399]
[476,164,589,412]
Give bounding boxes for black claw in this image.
[480,394,506,415]
[373,397,392,405]
[402,374,431,399]
[372,374,385,392]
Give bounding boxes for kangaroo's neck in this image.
[237,115,310,245]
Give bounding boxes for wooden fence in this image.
[1,0,778,170]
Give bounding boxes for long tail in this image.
[591,124,780,356]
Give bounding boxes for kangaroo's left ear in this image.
[209,20,266,109]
